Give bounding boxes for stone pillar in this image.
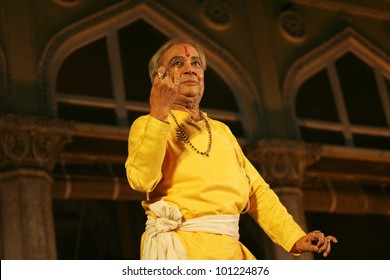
[0,114,72,259]
[246,139,321,260]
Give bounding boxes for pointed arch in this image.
[283,27,390,138]
[39,1,262,140]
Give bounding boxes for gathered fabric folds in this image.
[142,200,240,260]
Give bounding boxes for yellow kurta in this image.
[125,110,306,259]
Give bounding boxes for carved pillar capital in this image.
[0,114,73,172]
[246,139,321,187]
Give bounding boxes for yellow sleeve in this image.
[243,156,306,253]
[125,115,171,193]
[222,124,306,252]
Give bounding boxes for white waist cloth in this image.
[141,199,240,260]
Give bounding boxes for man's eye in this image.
[192,61,201,67]
[170,61,183,67]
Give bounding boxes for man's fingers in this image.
[327,235,338,243]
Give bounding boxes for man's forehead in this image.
[165,44,199,58]
[184,45,190,57]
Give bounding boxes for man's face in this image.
[161,44,205,101]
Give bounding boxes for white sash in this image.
[141,199,240,260]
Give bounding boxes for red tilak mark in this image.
[184,45,190,57]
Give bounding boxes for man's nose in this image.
[183,64,196,75]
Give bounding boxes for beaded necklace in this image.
[169,111,212,157]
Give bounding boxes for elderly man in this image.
[125,36,337,260]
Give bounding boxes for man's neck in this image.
[171,104,202,121]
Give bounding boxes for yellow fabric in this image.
[125,110,306,259]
